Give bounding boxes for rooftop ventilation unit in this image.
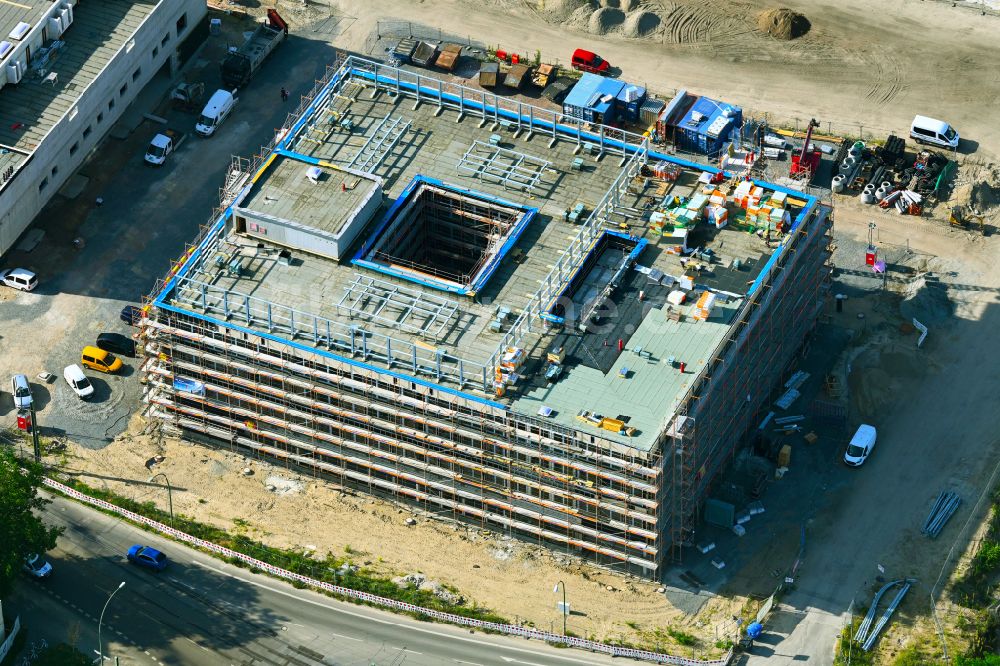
[8,22,30,41]
[59,3,74,31]
[6,59,25,84]
[48,15,64,38]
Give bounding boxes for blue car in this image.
[127,545,168,571]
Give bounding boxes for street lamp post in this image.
[553,580,567,636]
[98,581,125,663]
[147,472,173,525]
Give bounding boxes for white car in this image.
[11,373,32,410]
[844,424,877,467]
[0,268,38,291]
[63,364,95,400]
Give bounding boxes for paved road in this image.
[9,493,648,666]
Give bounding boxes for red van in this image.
[571,49,611,75]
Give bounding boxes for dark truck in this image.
[220,9,288,89]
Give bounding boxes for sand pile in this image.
[622,9,661,37]
[541,0,595,21]
[620,0,645,10]
[589,6,626,33]
[757,8,810,39]
[900,277,953,323]
[971,180,1000,210]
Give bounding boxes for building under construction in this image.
[140,56,832,578]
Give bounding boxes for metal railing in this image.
[170,276,490,391]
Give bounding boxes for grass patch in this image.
[833,619,874,666]
[667,628,697,646]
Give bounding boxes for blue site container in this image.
[615,84,646,123]
[674,95,742,156]
[563,73,626,124]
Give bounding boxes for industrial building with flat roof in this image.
[0,0,206,258]
[141,56,832,577]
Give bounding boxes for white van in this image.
[844,424,877,467]
[0,267,38,291]
[63,364,94,400]
[910,115,959,150]
[195,89,238,137]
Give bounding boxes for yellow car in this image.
[81,346,123,373]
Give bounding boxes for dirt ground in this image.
[54,418,741,653]
[324,0,1000,159]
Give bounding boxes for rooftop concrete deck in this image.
[0,0,157,185]
[164,59,809,452]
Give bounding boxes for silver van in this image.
[910,115,959,150]
[195,89,238,137]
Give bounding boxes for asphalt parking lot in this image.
[0,15,341,448]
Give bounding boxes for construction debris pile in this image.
[854,579,915,651]
[832,135,954,215]
[921,490,961,539]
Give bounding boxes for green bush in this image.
[667,628,697,646]
[973,541,1000,577]
[33,644,91,666]
[958,656,1000,666]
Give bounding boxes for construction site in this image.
[137,55,832,579]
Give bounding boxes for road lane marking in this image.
[454,661,485,666]
[191,560,395,625]
[330,632,364,642]
[185,637,211,652]
[193,560,606,665]
[394,647,423,655]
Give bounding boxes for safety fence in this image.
[41,477,731,665]
[0,616,20,662]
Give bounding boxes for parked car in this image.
[127,545,168,571]
[570,48,610,75]
[120,305,143,326]
[11,373,32,410]
[844,424,877,467]
[96,332,136,357]
[63,364,94,400]
[22,553,53,579]
[0,268,38,292]
[81,346,123,374]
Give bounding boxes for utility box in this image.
[778,444,792,467]
[479,62,500,88]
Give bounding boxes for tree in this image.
[0,446,61,596]
[34,643,92,666]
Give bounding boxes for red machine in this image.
[16,409,31,432]
[789,118,821,181]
